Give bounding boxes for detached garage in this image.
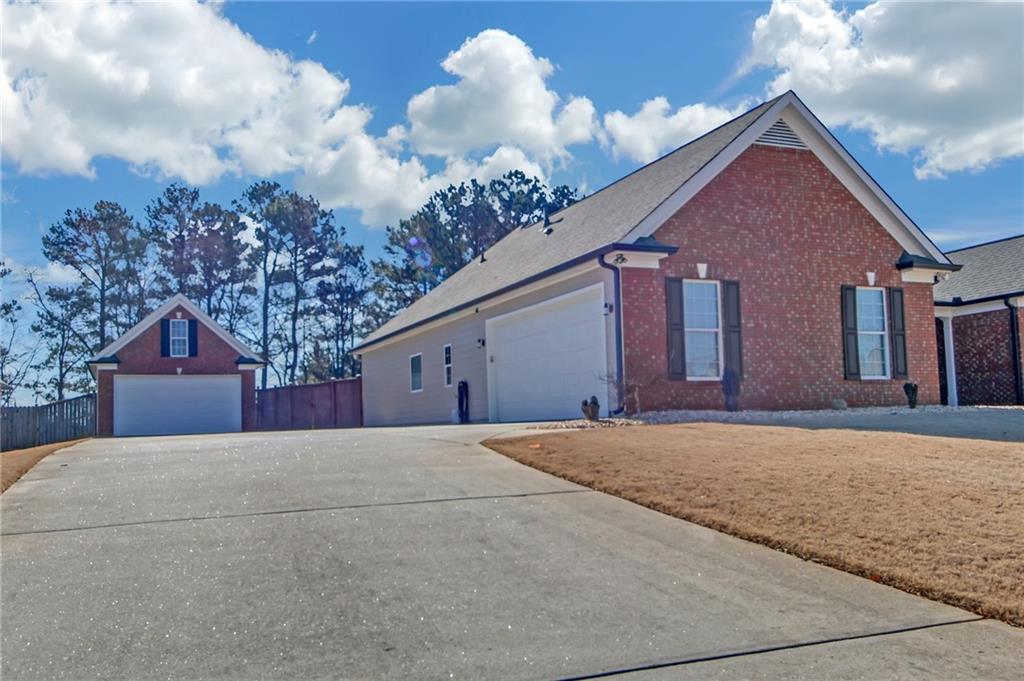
[88,294,264,437]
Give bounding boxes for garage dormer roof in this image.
[87,294,264,366]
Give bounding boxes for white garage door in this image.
[487,284,609,422]
[114,375,242,437]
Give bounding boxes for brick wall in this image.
[952,308,1019,406]
[621,144,940,412]
[96,304,257,435]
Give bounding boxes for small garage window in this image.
[170,319,189,357]
[410,353,423,392]
[443,344,453,387]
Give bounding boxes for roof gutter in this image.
[935,289,1024,307]
[353,241,678,353]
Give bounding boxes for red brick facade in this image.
[952,308,1022,406]
[621,144,940,412]
[96,304,257,436]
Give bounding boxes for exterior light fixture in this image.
[697,263,708,279]
[867,271,876,286]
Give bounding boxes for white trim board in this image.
[89,293,262,363]
[934,297,1023,318]
[622,92,949,264]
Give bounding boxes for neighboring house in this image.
[934,235,1024,406]
[354,91,958,426]
[87,294,265,437]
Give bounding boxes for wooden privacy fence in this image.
[256,378,362,431]
[1,393,97,451]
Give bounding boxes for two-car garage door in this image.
[113,375,242,437]
[486,284,609,422]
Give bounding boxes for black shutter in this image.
[188,319,198,357]
[722,281,743,379]
[841,285,860,380]
[888,287,907,379]
[666,278,686,378]
[160,319,170,357]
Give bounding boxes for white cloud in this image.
[2,7,579,227]
[307,30,317,45]
[746,0,1024,178]
[2,1,369,184]
[405,29,598,160]
[6,0,1017,234]
[603,98,748,163]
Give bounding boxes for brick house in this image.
[87,294,264,437]
[354,91,959,425]
[934,235,1024,406]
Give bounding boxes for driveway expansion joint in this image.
[1,488,593,537]
[555,616,988,680]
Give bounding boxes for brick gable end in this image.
[621,144,940,411]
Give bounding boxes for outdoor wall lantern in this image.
[697,263,708,279]
[867,271,877,286]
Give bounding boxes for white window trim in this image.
[442,344,453,388]
[682,279,724,381]
[856,286,891,380]
[169,319,189,358]
[409,353,423,393]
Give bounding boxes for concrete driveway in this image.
[2,426,1021,680]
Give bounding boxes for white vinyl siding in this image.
[443,344,453,388]
[856,287,889,379]
[170,319,188,357]
[360,268,615,426]
[683,280,722,380]
[410,353,423,392]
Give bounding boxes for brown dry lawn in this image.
[486,423,1024,626]
[1,440,86,493]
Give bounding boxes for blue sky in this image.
[3,0,1022,280]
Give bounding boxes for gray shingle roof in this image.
[359,96,780,349]
[934,235,1024,303]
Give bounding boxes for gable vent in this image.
[755,119,808,149]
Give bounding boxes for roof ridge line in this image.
[945,232,1024,254]
[621,92,787,239]
[517,93,783,232]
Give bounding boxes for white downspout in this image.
[941,315,959,407]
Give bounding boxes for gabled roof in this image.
[88,293,264,364]
[934,234,1024,304]
[358,98,779,350]
[358,91,950,351]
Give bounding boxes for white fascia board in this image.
[620,95,789,244]
[606,250,671,270]
[901,268,952,284]
[934,300,1014,318]
[358,261,602,354]
[621,92,949,265]
[780,102,948,263]
[90,293,261,362]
